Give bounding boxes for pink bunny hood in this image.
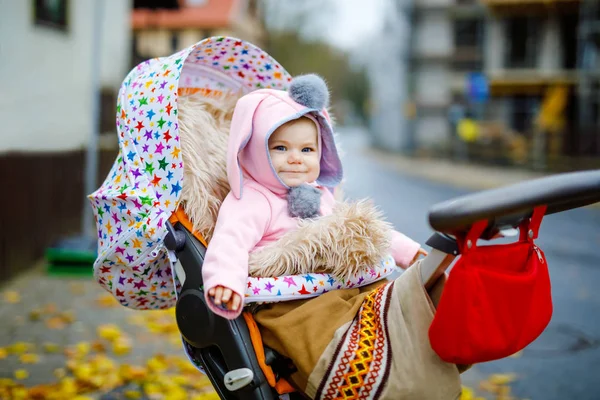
[227,74,343,198]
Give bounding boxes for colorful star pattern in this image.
[88,37,292,310]
[243,255,398,304]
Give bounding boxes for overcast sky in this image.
[263,0,390,51]
[321,0,389,50]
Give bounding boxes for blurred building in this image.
[367,0,414,152]
[405,0,600,169]
[409,0,485,152]
[0,0,132,280]
[483,0,585,164]
[131,0,266,65]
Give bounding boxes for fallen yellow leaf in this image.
[43,303,57,313]
[489,373,517,386]
[11,387,28,399]
[91,339,107,353]
[58,377,78,397]
[460,386,475,400]
[54,368,67,379]
[191,393,221,400]
[0,377,15,386]
[43,342,61,353]
[8,342,33,355]
[28,308,43,321]
[113,337,133,356]
[148,359,168,374]
[0,348,7,359]
[98,324,122,342]
[59,310,77,324]
[19,353,40,364]
[125,390,142,399]
[75,342,91,358]
[3,290,21,304]
[14,369,29,380]
[97,293,120,308]
[172,374,189,386]
[73,362,94,381]
[46,316,67,330]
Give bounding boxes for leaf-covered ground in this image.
[0,266,524,399]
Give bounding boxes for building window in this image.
[453,18,483,70]
[33,0,68,30]
[133,0,179,9]
[454,18,482,48]
[559,14,579,69]
[505,17,540,69]
[510,95,540,134]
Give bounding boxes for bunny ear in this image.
[227,92,269,199]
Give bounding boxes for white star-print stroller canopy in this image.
[88,37,293,309]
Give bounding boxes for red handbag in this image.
[429,206,552,364]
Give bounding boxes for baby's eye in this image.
[273,145,286,151]
[302,147,315,153]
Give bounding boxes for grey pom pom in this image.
[288,184,322,219]
[289,74,329,109]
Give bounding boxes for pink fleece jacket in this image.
[202,87,420,319]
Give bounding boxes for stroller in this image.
[89,36,600,399]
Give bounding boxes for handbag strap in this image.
[518,205,547,242]
[460,219,489,254]
[461,205,548,253]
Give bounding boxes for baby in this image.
[202,74,426,319]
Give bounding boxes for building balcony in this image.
[451,46,483,67]
[451,0,485,17]
[412,51,453,64]
[487,70,578,95]
[480,0,581,15]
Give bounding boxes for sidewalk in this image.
[364,147,548,191]
[0,262,217,399]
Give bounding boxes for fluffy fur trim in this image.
[178,93,239,241]
[289,74,329,109]
[248,199,393,280]
[287,184,322,219]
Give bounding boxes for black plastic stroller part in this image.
[425,233,460,255]
[429,169,600,235]
[166,222,284,400]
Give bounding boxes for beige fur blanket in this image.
[248,200,393,280]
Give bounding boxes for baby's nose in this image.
[288,150,302,163]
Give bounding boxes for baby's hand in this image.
[208,285,242,312]
[410,248,428,266]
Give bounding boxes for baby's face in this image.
[268,117,320,187]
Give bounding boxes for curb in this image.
[364,147,600,210]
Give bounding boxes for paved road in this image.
[338,127,600,400]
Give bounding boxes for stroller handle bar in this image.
[428,169,600,235]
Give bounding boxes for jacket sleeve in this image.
[202,188,271,319]
[389,229,421,269]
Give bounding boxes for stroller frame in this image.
[169,170,600,400]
